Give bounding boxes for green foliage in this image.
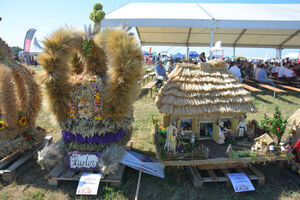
[230,150,257,160]
[82,39,93,57]
[89,2,105,26]
[259,106,288,137]
[94,3,103,10]
[22,189,45,200]
[11,46,23,55]
[102,186,126,200]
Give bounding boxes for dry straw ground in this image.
[0,65,299,200]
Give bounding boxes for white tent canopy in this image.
[283,52,300,59]
[102,3,300,50]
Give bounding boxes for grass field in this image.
[0,66,299,200]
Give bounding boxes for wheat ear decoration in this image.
[101,29,143,120]
[37,28,83,122]
[21,65,42,127]
[0,64,19,139]
[12,68,28,111]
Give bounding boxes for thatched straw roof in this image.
[155,61,257,116]
[287,108,300,128]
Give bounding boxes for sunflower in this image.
[19,116,27,126]
[0,121,6,130]
[94,116,102,120]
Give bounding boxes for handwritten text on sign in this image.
[68,152,99,170]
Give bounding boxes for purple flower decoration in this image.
[62,129,126,144]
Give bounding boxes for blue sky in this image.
[0,0,299,58]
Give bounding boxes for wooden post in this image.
[135,170,142,200]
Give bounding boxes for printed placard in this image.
[76,173,102,195]
[227,173,255,193]
[120,150,165,178]
[68,152,99,170]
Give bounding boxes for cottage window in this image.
[180,118,193,132]
[221,118,232,130]
[200,122,213,137]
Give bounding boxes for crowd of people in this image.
[13,54,38,66]
[228,58,299,87]
[154,53,299,88]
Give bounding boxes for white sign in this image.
[227,173,255,193]
[76,173,102,195]
[68,152,99,170]
[120,150,165,178]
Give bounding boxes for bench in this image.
[146,67,154,73]
[243,78,256,84]
[257,84,286,102]
[278,85,300,92]
[142,80,158,98]
[243,84,262,93]
[140,74,150,85]
[149,72,156,79]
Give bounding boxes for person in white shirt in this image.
[278,63,287,80]
[285,65,297,82]
[230,61,243,82]
[198,52,206,63]
[274,63,280,77]
[166,58,175,73]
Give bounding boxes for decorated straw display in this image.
[154,61,258,163]
[37,27,143,174]
[155,61,257,116]
[0,37,46,159]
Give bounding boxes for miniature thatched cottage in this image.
[155,61,257,143]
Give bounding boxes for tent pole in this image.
[276,48,282,59]
[186,47,189,61]
[210,28,215,60]
[233,46,236,59]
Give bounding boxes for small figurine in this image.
[179,128,185,138]
[226,144,232,155]
[238,117,247,137]
[218,122,225,144]
[164,124,177,154]
[190,133,196,144]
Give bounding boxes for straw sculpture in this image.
[286,108,300,145]
[288,108,300,128]
[37,27,143,174]
[0,38,46,159]
[155,62,257,116]
[70,53,84,75]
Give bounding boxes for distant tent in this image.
[30,37,43,54]
[19,37,43,56]
[189,51,199,57]
[172,52,185,58]
[283,52,300,59]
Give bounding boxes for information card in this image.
[76,173,102,195]
[227,173,255,193]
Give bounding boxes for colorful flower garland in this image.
[69,74,103,120]
[62,129,126,144]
